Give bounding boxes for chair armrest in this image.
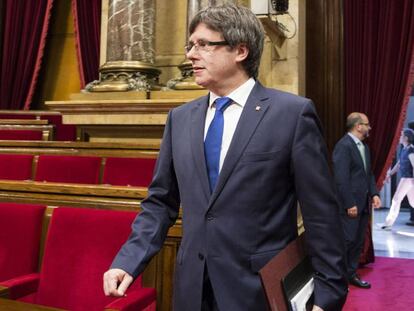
[0,273,40,299]
[104,287,156,311]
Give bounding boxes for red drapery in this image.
[344,0,414,184]
[0,0,54,110]
[344,0,414,264]
[72,0,101,88]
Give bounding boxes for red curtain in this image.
[344,0,414,184]
[344,0,414,265]
[0,0,54,110]
[72,0,101,88]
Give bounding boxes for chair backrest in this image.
[35,207,140,310]
[0,114,36,119]
[35,155,101,184]
[0,154,34,180]
[103,157,156,187]
[0,203,45,282]
[0,129,43,140]
[39,115,76,141]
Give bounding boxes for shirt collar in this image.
[347,132,363,145]
[208,78,256,108]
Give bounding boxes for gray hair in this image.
[189,3,265,79]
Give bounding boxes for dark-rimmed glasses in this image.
[185,39,228,53]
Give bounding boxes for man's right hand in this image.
[103,268,133,297]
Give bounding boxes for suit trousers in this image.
[201,265,220,311]
[340,209,369,278]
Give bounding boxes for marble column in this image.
[167,0,235,90]
[86,0,160,92]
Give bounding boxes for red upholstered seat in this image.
[15,207,156,310]
[0,203,45,282]
[0,154,33,180]
[103,157,156,187]
[35,155,101,184]
[39,115,76,141]
[0,129,43,140]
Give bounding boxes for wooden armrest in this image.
[0,119,49,125]
[0,273,40,299]
[0,180,148,199]
[0,285,9,298]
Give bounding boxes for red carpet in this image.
[343,256,414,310]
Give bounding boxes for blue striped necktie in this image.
[204,97,232,192]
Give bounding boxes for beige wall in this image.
[36,1,81,107]
[156,0,303,94]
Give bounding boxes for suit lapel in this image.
[190,96,211,201]
[208,83,270,207]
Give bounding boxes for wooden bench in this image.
[0,110,76,141]
[0,141,160,207]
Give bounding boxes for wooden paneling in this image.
[306,0,344,152]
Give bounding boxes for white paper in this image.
[290,278,314,311]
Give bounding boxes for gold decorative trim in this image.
[85,61,161,92]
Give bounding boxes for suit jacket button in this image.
[198,253,205,260]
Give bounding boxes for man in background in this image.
[333,112,382,289]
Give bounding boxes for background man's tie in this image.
[357,141,367,171]
[204,97,232,192]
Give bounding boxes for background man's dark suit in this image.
[111,82,347,310]
[333,134,378,279]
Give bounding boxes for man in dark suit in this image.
[104,4,347,311]
[333,112,382,289]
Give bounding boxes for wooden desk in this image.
[0,298,63,310]
[0,119,49,125]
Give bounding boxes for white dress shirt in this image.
[204,78,256,171]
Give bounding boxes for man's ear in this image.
[235,43,249,62]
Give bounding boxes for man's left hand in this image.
[312,305,324,311]
[372,195,381,209]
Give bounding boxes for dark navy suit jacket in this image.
[332,134,378,213]
[112,82,347,311]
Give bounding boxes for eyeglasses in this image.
[185,39,228,54]
[359,122,370,127]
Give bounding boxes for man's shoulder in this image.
[255,85,312,115]
[171,95,208,113]
[334,135,352,150]
[261,85,310,104]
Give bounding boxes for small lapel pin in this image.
[255,105,261,111]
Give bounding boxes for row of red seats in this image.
[0,203,156,310]
[0,154,156,187]
[0,113,76,141]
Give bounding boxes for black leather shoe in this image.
[349,276,371,289]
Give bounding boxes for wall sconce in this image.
[251,0,297,60]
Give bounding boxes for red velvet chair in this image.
[35,155,102,184]
[2,207,156,310]
[0,129,43,140]
[0,203,45,282]
[0,154,34,180]
[103,157,156,187]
